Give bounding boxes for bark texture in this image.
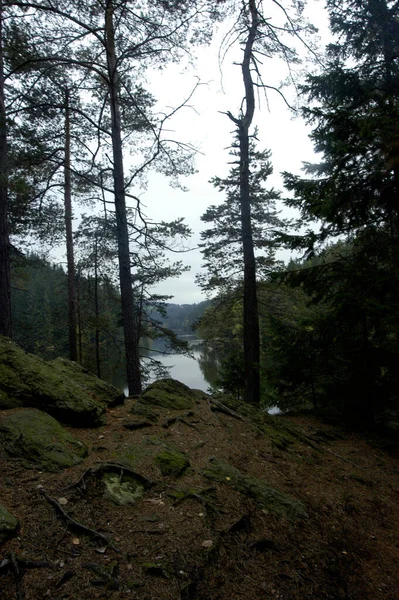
[105,0,141,395]
[228,0,260,405]
[0,2,11,338]
[64,90,78,361]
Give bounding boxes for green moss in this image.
[0,409,88,472]
[0,503,19,544]
[129,402,159,422]
[140,379,195,410]
[202,458,307,519]
[0,336,124,426]
[102,473,145,506]
[155,448,190,477]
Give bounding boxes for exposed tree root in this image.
[209,399,246,421]
[65,462,154,492]
[40,489,120,552]
[0,552,52,600]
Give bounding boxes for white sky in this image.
[133,0,331,304]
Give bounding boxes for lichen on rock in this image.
[0,409,88,472]
[102,472,145,506]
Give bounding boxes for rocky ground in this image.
[0,339,399,600]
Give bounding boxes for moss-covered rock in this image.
[102,472,145,506]
[0,336,124,426]
[155,448,190,477]
[0,503,19,544]
[129,402,159,422]
[202,458,307,519]
[0,409,88,472]
[140,379,196,410]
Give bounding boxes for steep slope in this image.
[1,379,398,600]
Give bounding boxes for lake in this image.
[124,336,281,414]
[142,338,219,392]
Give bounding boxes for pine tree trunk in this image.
[234,0,261,404]
[94,233,101,379]
[76,270,83,363]
[64,89,78,361]
[105,0,141,395]
[0,2,11,338]
[239,124,260,405]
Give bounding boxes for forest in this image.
[1,0,398,431]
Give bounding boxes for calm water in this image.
[124,337,280,414]
[122,337,220,394]
[144,346,215,392]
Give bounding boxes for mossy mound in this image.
[155,448,190,477]
[0,409,88,472]
[140,379,196,410]
[0,503,19,544]
[0,336,124,426]
[202,458,307,519]
[129,402,159,423]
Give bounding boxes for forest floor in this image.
[1,394,399,600]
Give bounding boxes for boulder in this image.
[0,503,19,544]
[0,409,88,472]
[140,379,196,410]
[202,458,307,519]
[0,336,124,426]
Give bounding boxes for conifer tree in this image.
[279,0,399,423]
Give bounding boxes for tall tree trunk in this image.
[239,123,260,405]
[228,0,260,404]
[76,269,83,363]
[105,0,141,395]
[0,2,11,339]
[94,233,101,378]
[64,89,78,361]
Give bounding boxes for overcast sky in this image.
[131,0,331,305]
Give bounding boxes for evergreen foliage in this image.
[273,0,399,425]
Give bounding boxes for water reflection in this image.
[143,339,219,392]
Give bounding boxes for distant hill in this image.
[161,300,212,334]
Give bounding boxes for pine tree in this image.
[199,138,283,295]
[279,0,399,424]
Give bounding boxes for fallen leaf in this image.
[72,538,80,545]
